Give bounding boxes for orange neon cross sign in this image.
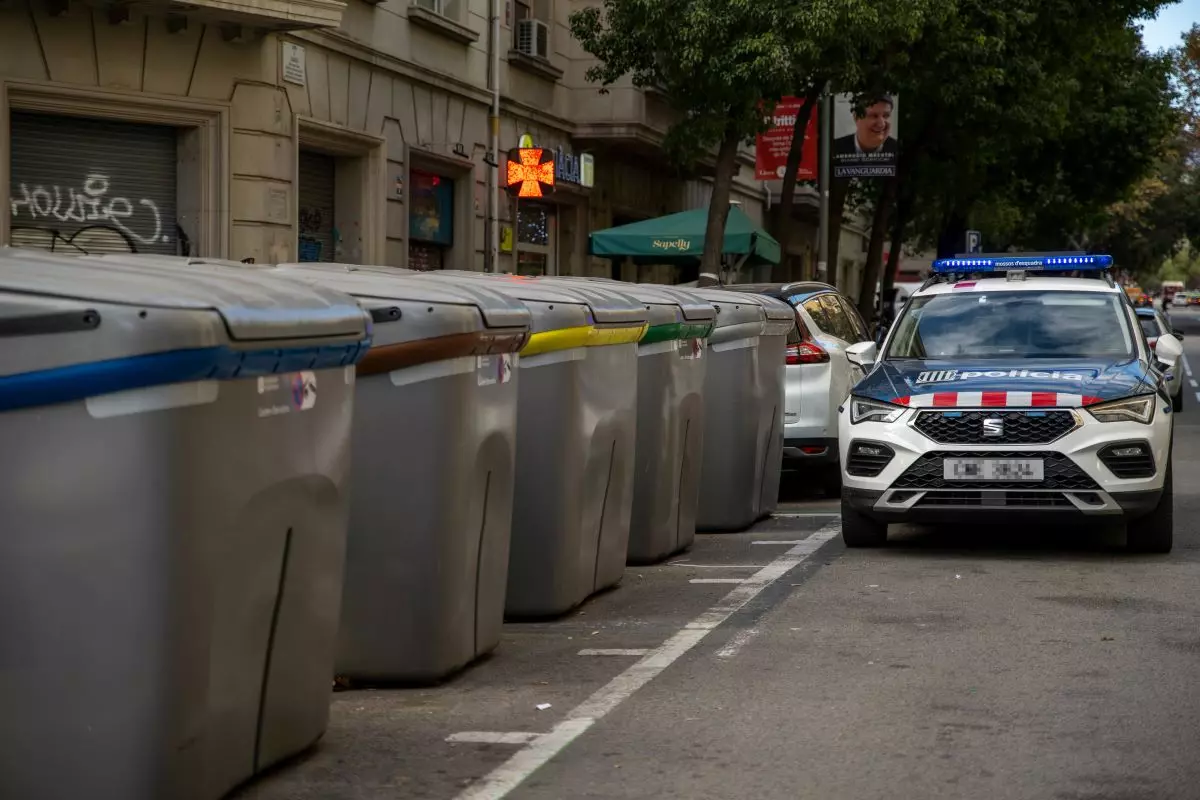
[506,148,555,198]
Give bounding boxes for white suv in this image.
[836,254,1180,553]
[737,282,872,494]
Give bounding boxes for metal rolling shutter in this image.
[298,151,336,262]
[9,111,178,256]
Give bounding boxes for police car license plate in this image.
[943,458,1044,481]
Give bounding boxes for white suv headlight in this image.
[849,396,905,425]
[1087,395,1156,424]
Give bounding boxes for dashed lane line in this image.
[453,521,842,800]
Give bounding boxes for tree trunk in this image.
[936,208,969,259]
[879,191,912,316]
[857,178,898,321]
[697,124,741,287]
[771,87,822,264]
[825,179,848,287]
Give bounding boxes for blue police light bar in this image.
[931,254,1113,273]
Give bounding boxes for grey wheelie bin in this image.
[0,248,370,800]
[688,287,793,531]
[269,263,532,684]
[413,271,648,617]
[562,278,717,563]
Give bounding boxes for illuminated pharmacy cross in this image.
[507,148,555,198]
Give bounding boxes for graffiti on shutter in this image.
[8,112,178,256]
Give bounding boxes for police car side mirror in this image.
[1154,332,1183,368]
[846,340,877,367]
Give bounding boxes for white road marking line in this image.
[751,540,803,545]
[772,512,840,518]
[577,648,648,657]
[1190,379,1198,388]
[1183,353,1193,378]
[715,626,760,659]
[453,523,841,800]
[1194,392,1200,404]
[689,578,747,584]
[448,732,543,745]
[667,562,763,568]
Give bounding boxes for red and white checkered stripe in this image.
[894,391,1102,408]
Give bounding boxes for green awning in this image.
[588,206,781,266]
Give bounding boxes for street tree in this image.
[570,0,796,283]
[872,0,1175,315]
[765,0,950,264]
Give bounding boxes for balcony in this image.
[77,0,347,31]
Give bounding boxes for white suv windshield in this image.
[887,290,1134,360]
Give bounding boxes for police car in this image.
[836,254,1181,553]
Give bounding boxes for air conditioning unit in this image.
[517,19,549,59]
[412,0,445,14]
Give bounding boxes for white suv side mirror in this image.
[1154,332,1183,368]
[846,340,878,368]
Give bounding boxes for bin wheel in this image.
[1126,463,1173,554]
[840,498,888,548]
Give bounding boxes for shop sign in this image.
[514,134,594,188]
[552,146,595,188]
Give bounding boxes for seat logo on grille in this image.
[982,418,1004,437]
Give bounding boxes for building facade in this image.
[1,0,839,281]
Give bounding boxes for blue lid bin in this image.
[0,248,371,800]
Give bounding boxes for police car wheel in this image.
[1172,388,1184,413]
[1126,464,1173,554]
[840,498,888,547]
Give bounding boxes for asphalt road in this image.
[240,306,1200,800]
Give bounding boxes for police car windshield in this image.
[887,290,1134,360]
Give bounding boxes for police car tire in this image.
[840,498,888,547]
[1172,388,1184,413]
[1126,464,1173,554]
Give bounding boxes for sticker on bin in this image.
[256,371,317,418]
[679,338,705,360]
[476,353,514,386]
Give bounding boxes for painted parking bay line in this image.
[578,648,648,657]
[453,522,842,800]
[689,578,747,584]
[448,732,543,745]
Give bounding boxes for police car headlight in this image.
[849,397,905,425]
[1086,395,1156,424]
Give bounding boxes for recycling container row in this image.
[0,247,794,800]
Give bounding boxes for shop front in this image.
[408,167,456,271]
[499,126,595,276]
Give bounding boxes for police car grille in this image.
[892,451,1100,491]
[914,491,1075,508]
[913,410,1077,445]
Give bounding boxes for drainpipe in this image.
[487,0,502,272]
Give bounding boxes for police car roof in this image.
[913,276,1123,298]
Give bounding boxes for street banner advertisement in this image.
[755,96,818,181]
[832,93,899,179]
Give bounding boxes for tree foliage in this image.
[891,1,1176,258]
[569,0,947,281]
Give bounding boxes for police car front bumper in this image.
[838,397,1172,523]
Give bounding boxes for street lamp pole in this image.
[816,81,831,283]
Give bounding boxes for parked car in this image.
[735,282,874,494]
[1135,306,1185,411]
[1172,292,1190,307]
